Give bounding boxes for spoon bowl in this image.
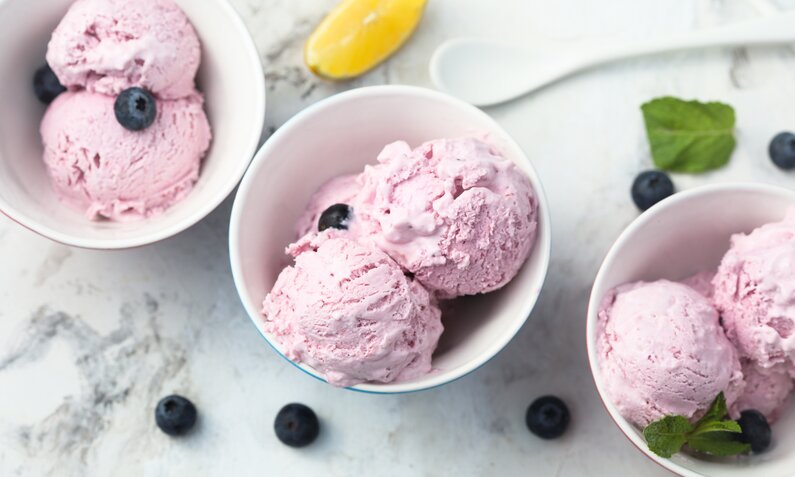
[430,38,573,107]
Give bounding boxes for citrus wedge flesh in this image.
[305,0,427,80]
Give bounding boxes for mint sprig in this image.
[642,393,750,458]
[641,96,736,173]
[643,416,693,458]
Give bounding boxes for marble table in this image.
[3,0,795,475]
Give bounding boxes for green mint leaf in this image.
[643,415,694,458]
[691,419,742,437]
[687,431,751,457]
[641,96,736,173]
[696,392,729,426]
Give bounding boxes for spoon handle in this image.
[582,11,795,68]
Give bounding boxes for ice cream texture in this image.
[597,280,744,428]
[264,136,538,385]
[730,361,793,423]
[681,271,715,300]
[356,137,538,298]
[262,237,443,387]
[46,0,201,99]
[41,91,211,221]
[713,210,795,373]
[42,0,210,220]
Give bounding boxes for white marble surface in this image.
[4,0,795,475]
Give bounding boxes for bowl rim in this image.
[0,0,266,250]
[229,84,552,394]
[586,182,795,477]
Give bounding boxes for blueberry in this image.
[155,395,197,436]
[318,203,351,232]
[526,396,570,439]
[631,170,675,211]
[33,64,66,104]
[274,403,320,447]
[769,132,795,170]
[736,410,771,453]
[114,87,157,131]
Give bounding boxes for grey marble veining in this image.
[3,0,795,475]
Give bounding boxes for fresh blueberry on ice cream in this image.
[262,237,443,387]
[114,87,157,131]
[296,174,362,237]
[318,203,353,232]
[736,410,772,454]
[32,64,66,104]
[597,280,744,427]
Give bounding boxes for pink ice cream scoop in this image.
[730,361,793,423]
[356,137,538,298]
[40,91,211,221]
[46,0,201,99]
[681,271,715,300]
[295,173,362,238]
[597,280,744,428]
[262,237,443,387]
[713,210,795,373]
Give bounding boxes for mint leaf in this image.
[691,419,742,437]
[687,431,751,456]
[643,415,694,458]
[696,392,729,425]
[641,97,736,173]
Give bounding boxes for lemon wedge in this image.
[305,0,427,80]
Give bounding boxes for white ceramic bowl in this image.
[587,183,795,477]
[0,0,265,249]
[230,85,551,393]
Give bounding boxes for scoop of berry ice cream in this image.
[357,137,538,298]
[598,280,745,427]
[262,237,443,387]
[47,0,201,99]
[713,209,795,373]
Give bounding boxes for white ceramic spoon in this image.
[430,11,795,107]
